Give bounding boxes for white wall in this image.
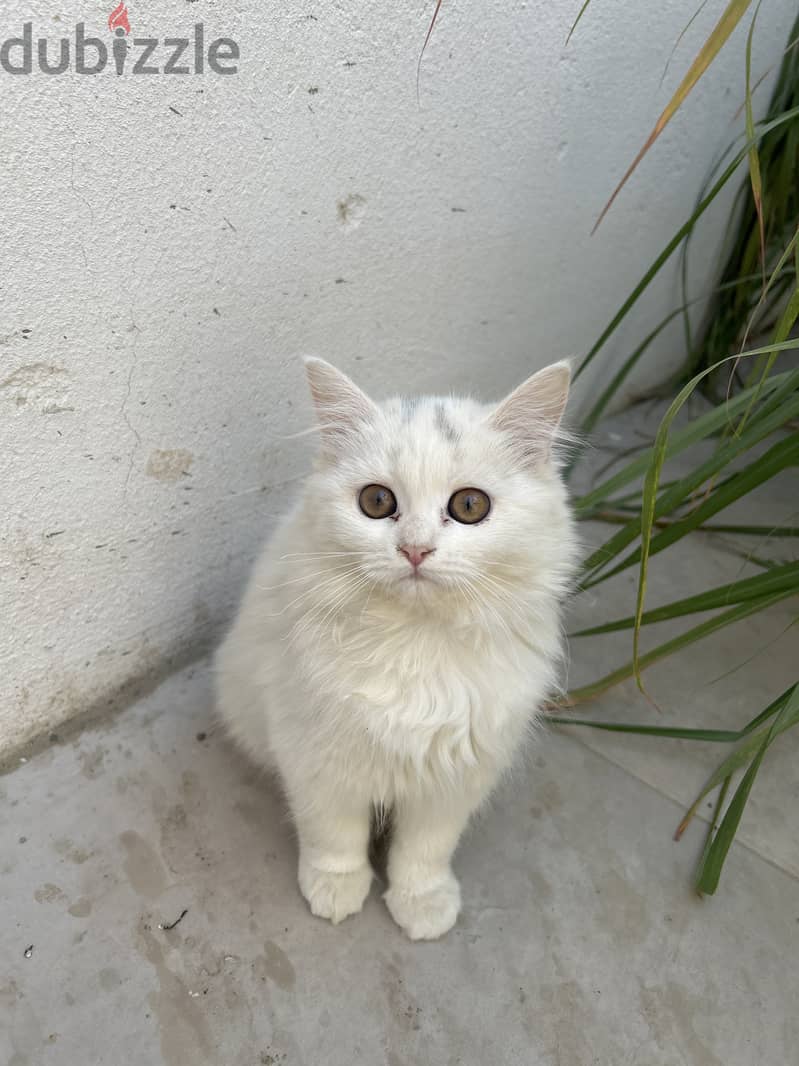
[1,0,794,753]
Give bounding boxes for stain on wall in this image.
[145,450,194,483]
[0,363,71,412]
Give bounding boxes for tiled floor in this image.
[2,409,797,1065]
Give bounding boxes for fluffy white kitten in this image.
[216,358,576,940]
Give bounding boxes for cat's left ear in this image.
[489,360,571,465]
[304,357,378,458]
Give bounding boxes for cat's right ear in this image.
[303,357,378,459]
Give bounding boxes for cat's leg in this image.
[292,788,373,925]
[384,793,478,940]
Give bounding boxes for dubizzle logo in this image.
[0,5,240,75]
[108,3,131,36]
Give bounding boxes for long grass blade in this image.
[734,222,799,431]
[579,367,799,581]
[551,683,796,743]
[660,0,712,88]
[574,104,799,383]
[694,741,768,892]
[593,434,799,586]
[574,369,796,515]
[417,0,444,101]
[564,589,796,704]
[548,721,756,742]
[593,0,754,232]
[565,0,593,46]
[632,347,799,691]
[744,3,766,287]
[570,561,799,636]
[578,271,779,435]
[695,776,731,886]
[674,683,797,838]
[694,683,799,893]
[584,514,799,537]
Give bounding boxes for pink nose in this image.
[399,545,435,568]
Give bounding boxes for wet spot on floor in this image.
[639,980,723,1066]
[253,941,295,990]
[120,830,168,899]
[595,869,647,947]
[68,897,92,918]
[98,968,121,991]
[79,746,106,780]
[135,922,213,1066]
[527,867,554,904]
[538,779,562,812]
[54,838,91,864]
[34,883,66,904]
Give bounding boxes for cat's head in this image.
[302,357,575,610]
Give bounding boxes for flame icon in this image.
[108,2,131,35]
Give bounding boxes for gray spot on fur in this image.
[401,397,419,422]
[434,402,459,442]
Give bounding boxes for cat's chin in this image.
[386,569,451,606]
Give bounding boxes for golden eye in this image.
[358,484,397,519]
[447,488,490,525]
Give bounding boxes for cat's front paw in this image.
[298,860,373,925]
[384,873,461,940]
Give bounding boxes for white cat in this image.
[216,357,576,940]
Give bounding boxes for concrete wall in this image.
[1,0,794,754]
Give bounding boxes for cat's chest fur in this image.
[295,603,549,796]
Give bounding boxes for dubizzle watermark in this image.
[0,3,240,76]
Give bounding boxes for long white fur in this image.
[215,357,577,940]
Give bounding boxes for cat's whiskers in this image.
[288,569,373,645]
[317,573,375,640]
[279,551,372,560]
[467,572,534,657]
[465,566,526,616]
[259,560,366,593]
[458,577,525,671]
[290,578,371,648]
[483,567,551,624]
[358,576,380,624]
[455,575,517,659]
[484,560,534,577]
[480,569,545,624]
[267,564,365,617]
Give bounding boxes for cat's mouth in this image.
[397,567,440,589]
[402,568,431,581]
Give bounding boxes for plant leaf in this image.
[735,222,799,432]
[674,683,798,838]
[660,0,713,88]
[417,0,444,100]
[574,369,795,515]
[578,270,778,435]
[579,366,799,582]
[550,683,796,743]
[593,0,754,232]
[564,589,796,704]
[573,104,799,385]
[744,3,766,286]
[694,683,799,893]
[593,434,799,586]
[632,346,799,691]
[695,776,731,887]
[570,561,799,636]
[565,0,594,46]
